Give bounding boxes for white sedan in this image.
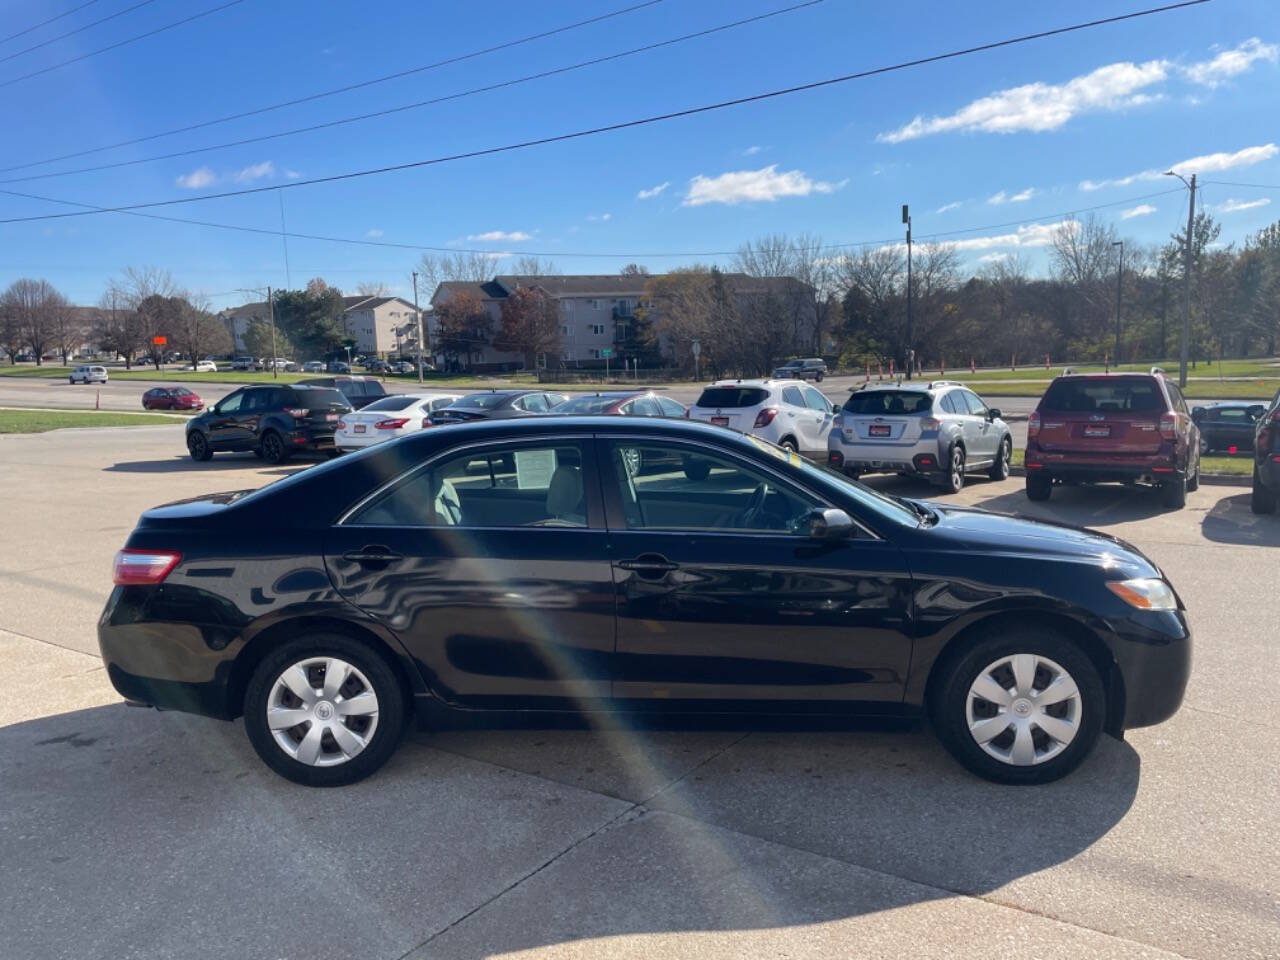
[191,360,218,373]
[335,392,463,452]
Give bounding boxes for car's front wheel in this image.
[186,431,213,461]
[932,629,1105,784]
[243,633,406,786]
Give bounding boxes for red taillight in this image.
[754,407,779,428]
[285,407,308,418]
[421,417,433,429]
[113,549,181,586]
[1028,411,1041,439]
[1159,412,1178,441]
[920,417,940,431]
[374,418,409,430]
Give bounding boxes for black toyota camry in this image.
[98,417,1190,787]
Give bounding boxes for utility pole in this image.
[412,271,424,385]
[1112,240,1123,364]
[1165,171,1196,387]
[267,285,278,380]
[902,204,913,379]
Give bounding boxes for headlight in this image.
[1106,578,1177,611]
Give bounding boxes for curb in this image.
[1009,466,1249,487]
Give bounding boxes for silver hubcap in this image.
[966,653,1082,766]
[952,450,963,485]
[267,657,379,767]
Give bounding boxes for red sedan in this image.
[549,390,687,417]
[141,387,204,411]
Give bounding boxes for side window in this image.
[939,393,957,415]
[1167,383,1188,415]
[218,391,244,414]
[364,380,386,398]
[606,441,823,535]
[632,396,662,416]
[962,391,987,417]
[544,393,567,407]
[349,442,590,528]
[657,397,685,417]
[781,386,805,407]
[519,393,549,413]
[430,397,456,411]
[802,386,830,412]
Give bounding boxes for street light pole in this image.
[1164,171,1197,387]
[902,204,912,379]
[412,271,424,385]
[1112,240,1123,364]
[267,285,277,379]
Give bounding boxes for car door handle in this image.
[617,554,679,577]
[343,546,405,567]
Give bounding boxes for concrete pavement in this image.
[1,426,1278,959]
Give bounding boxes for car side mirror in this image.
[807,507,854,540]
[987,408,1001,421]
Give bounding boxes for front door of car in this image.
[205,390,246,448]
[598,437,914,709]
[324,436,616,709]
[959,390,997,461]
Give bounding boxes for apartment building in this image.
[219,295,424,357]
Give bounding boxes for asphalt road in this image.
[1,425,1277,959]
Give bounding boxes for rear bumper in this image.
[1025,446,1184,483]
[828,438,942,476]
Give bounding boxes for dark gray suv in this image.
[771,358,827,381]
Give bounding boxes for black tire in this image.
[252,447,264,459]
[815,372,824,382]
[243,632,406,787]
[780,437,798,453]
[69,377,75,384]
[988,437,1012,482]
[1253,467,1277,515]
[931,626,1105,785]
[682,456,710,481]
[1186,453,1200,493]
[260,429,290,464]
[186,431,213,462]
[1026,473,1052,501]
[938,444,965,493]
[1161,474,1187,509]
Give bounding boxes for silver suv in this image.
[827,381,1012,492]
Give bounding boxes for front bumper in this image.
[1110,609,1192,729]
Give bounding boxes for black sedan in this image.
[99,418,1190,787]
[429,389,567,425]
[1191,401,1268,453]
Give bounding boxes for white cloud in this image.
[1121,204,1157,219]
[877,59,1167,142]
[683,164,845,206]
[175,167,216,189]
[884,220,1069,255]
[978,253,1010,263]
[935,201,963,213]
[284,169,301,180]
[1079,142,1279,190]
[1182,38,1278,87]
[1213,197,1271,213]
[234,161,275,183]
[365,228,384,238]
[988,188,1035,205]
[587,213,612,221]
[467,230,532,242]
[743,145,763,156]
[636,181,669,200]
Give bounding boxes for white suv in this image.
[69,364,108,384]
[688,379,834,456]
[828,381,1012,492]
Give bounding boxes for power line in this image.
[0,0,101,47]
[0,1,823,186]
[1,0,663,174]
[1202,180,1280,190]
[0,0,1211,226]
[0,0,160,66]
[0,184,1206,259]
[0,0,245,89]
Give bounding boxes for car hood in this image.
[921,502,1158,577]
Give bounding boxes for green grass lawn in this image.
[0,365,74,377]
[0,410,185,433]
[972,380,1278,400]
[1010,448,1252,476]
[946,357,1280,382]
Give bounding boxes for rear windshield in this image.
[361,395,417,412]
[453,393,513,409]
[842,391,932,415]
[554,395,627,413]
[1041,377,1164,413]
[696,387,769,408]
[291,388,349,408]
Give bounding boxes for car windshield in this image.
[360,395,417,412]
[453,394,515,409]
[171,388,193,396]
[842,391,933,415]
[1041,377,1164,413]
[696,387,769,408]
[553,395,628,413]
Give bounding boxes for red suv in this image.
[1025,370,1200,508]
[1251,387,1280,514]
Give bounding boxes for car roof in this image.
[460,388,542,398]
[847,381,949,393]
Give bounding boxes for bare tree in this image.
[416,251,498,300]
[171,293,232,365]
[356,281,390,297]
[0,294,24,363]
[48,296,86,365]
[1,278,64,365]
[619,263,650,276]
[508,256,559,277]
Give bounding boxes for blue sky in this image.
[2,0,1278,307]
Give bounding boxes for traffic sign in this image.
[152,335,167,346]
[600,347,613,359]
[691,339,701,357]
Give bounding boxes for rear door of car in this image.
[1034,377,1166,456]
[780,385,820,451]
[802,386,835,453]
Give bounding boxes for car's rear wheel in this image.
[1252,466,1277,514]
[815,372,824,382]
[243,633,406,786]
[939,445,964,493]
[260,429,290,464]
[988,437,1011,481]
[932,629,1104,785]
[780,437,798,453]
[186,431,213,462]
[1186,454,1200,493]
[1025,473,1052,501]
[1161,473,1187,509]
